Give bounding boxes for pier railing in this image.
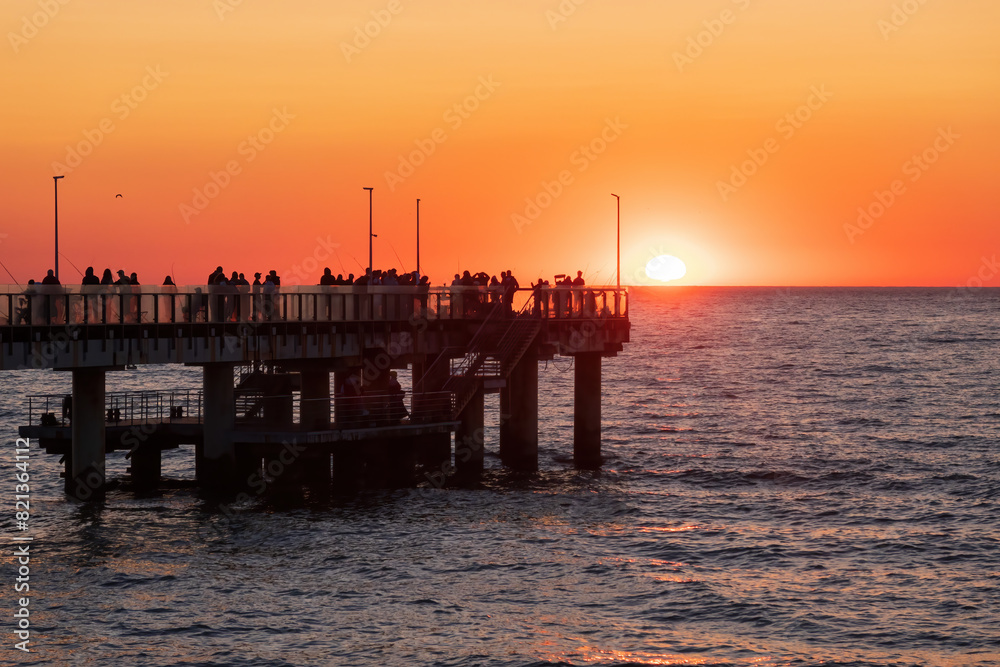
[236,390,454,430]
[25,389,453,432]
[26,390,203,428]
[0,285,627,327]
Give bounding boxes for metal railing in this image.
[24,389,453,431]
[25,390,202,428]
[235,390,454,430]
[0,285,627,327]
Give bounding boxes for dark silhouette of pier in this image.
[2,283,629,499]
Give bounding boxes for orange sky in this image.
[3,0,998,286]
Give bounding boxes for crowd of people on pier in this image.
[11,263,616,325]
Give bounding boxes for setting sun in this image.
[645,255,687,282]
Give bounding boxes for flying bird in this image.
[116,194,123,198]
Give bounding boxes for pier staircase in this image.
[233,361,294,423]
[418,298,540,419]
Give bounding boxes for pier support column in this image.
[455,385,484,477]
[301,450,332,498]
[499,385,511,462]
[262,374,293,427]
[202,363,236,491]
[502,351,538,471]
[70,368,106,501]
[300,369,330,431]
[333,370,350,425]
[234,449,262,489]
[413,358,451,466]
[130,443,161,492]
[573,352,602,469]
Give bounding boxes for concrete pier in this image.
[129,442,162,492]
[413,359,451,467]
[573,352,602,469]
[300,369,331,431]
[201,363,236,490]
[502,351,538,471]
[70,368,106,501]
[9,284,630,498]
[455,385,484,477]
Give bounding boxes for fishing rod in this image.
[333,248,347,275]
[387,241,407,274]
[59,252,85,279]
[0,258,21,287]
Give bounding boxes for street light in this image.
[416,198,420,278]
[363,187,374,271]
[611,193,620,292]
[54,175,65,281]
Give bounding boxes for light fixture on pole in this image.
[54,175,65,281]
[611,193,620,293]
[363,187,374,272]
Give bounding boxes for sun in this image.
[645,255,687,282]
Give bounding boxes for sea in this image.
[2,287,998,666]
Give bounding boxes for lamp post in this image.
[611,193,620,316]
[363,187,374,272]
[611,193,620,292]
[416,198,420,278]
[54,175,65,280]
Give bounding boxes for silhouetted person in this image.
[161,276,177,323]
[262,273,276,321]
[40,269,61,323]
[82,267,100,323]
[252,272,262,320]
[100,269,114,321]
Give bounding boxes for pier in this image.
[2,284,629,499]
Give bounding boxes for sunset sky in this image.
[3,0,998,286]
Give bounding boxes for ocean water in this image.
[2,287,998,666]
